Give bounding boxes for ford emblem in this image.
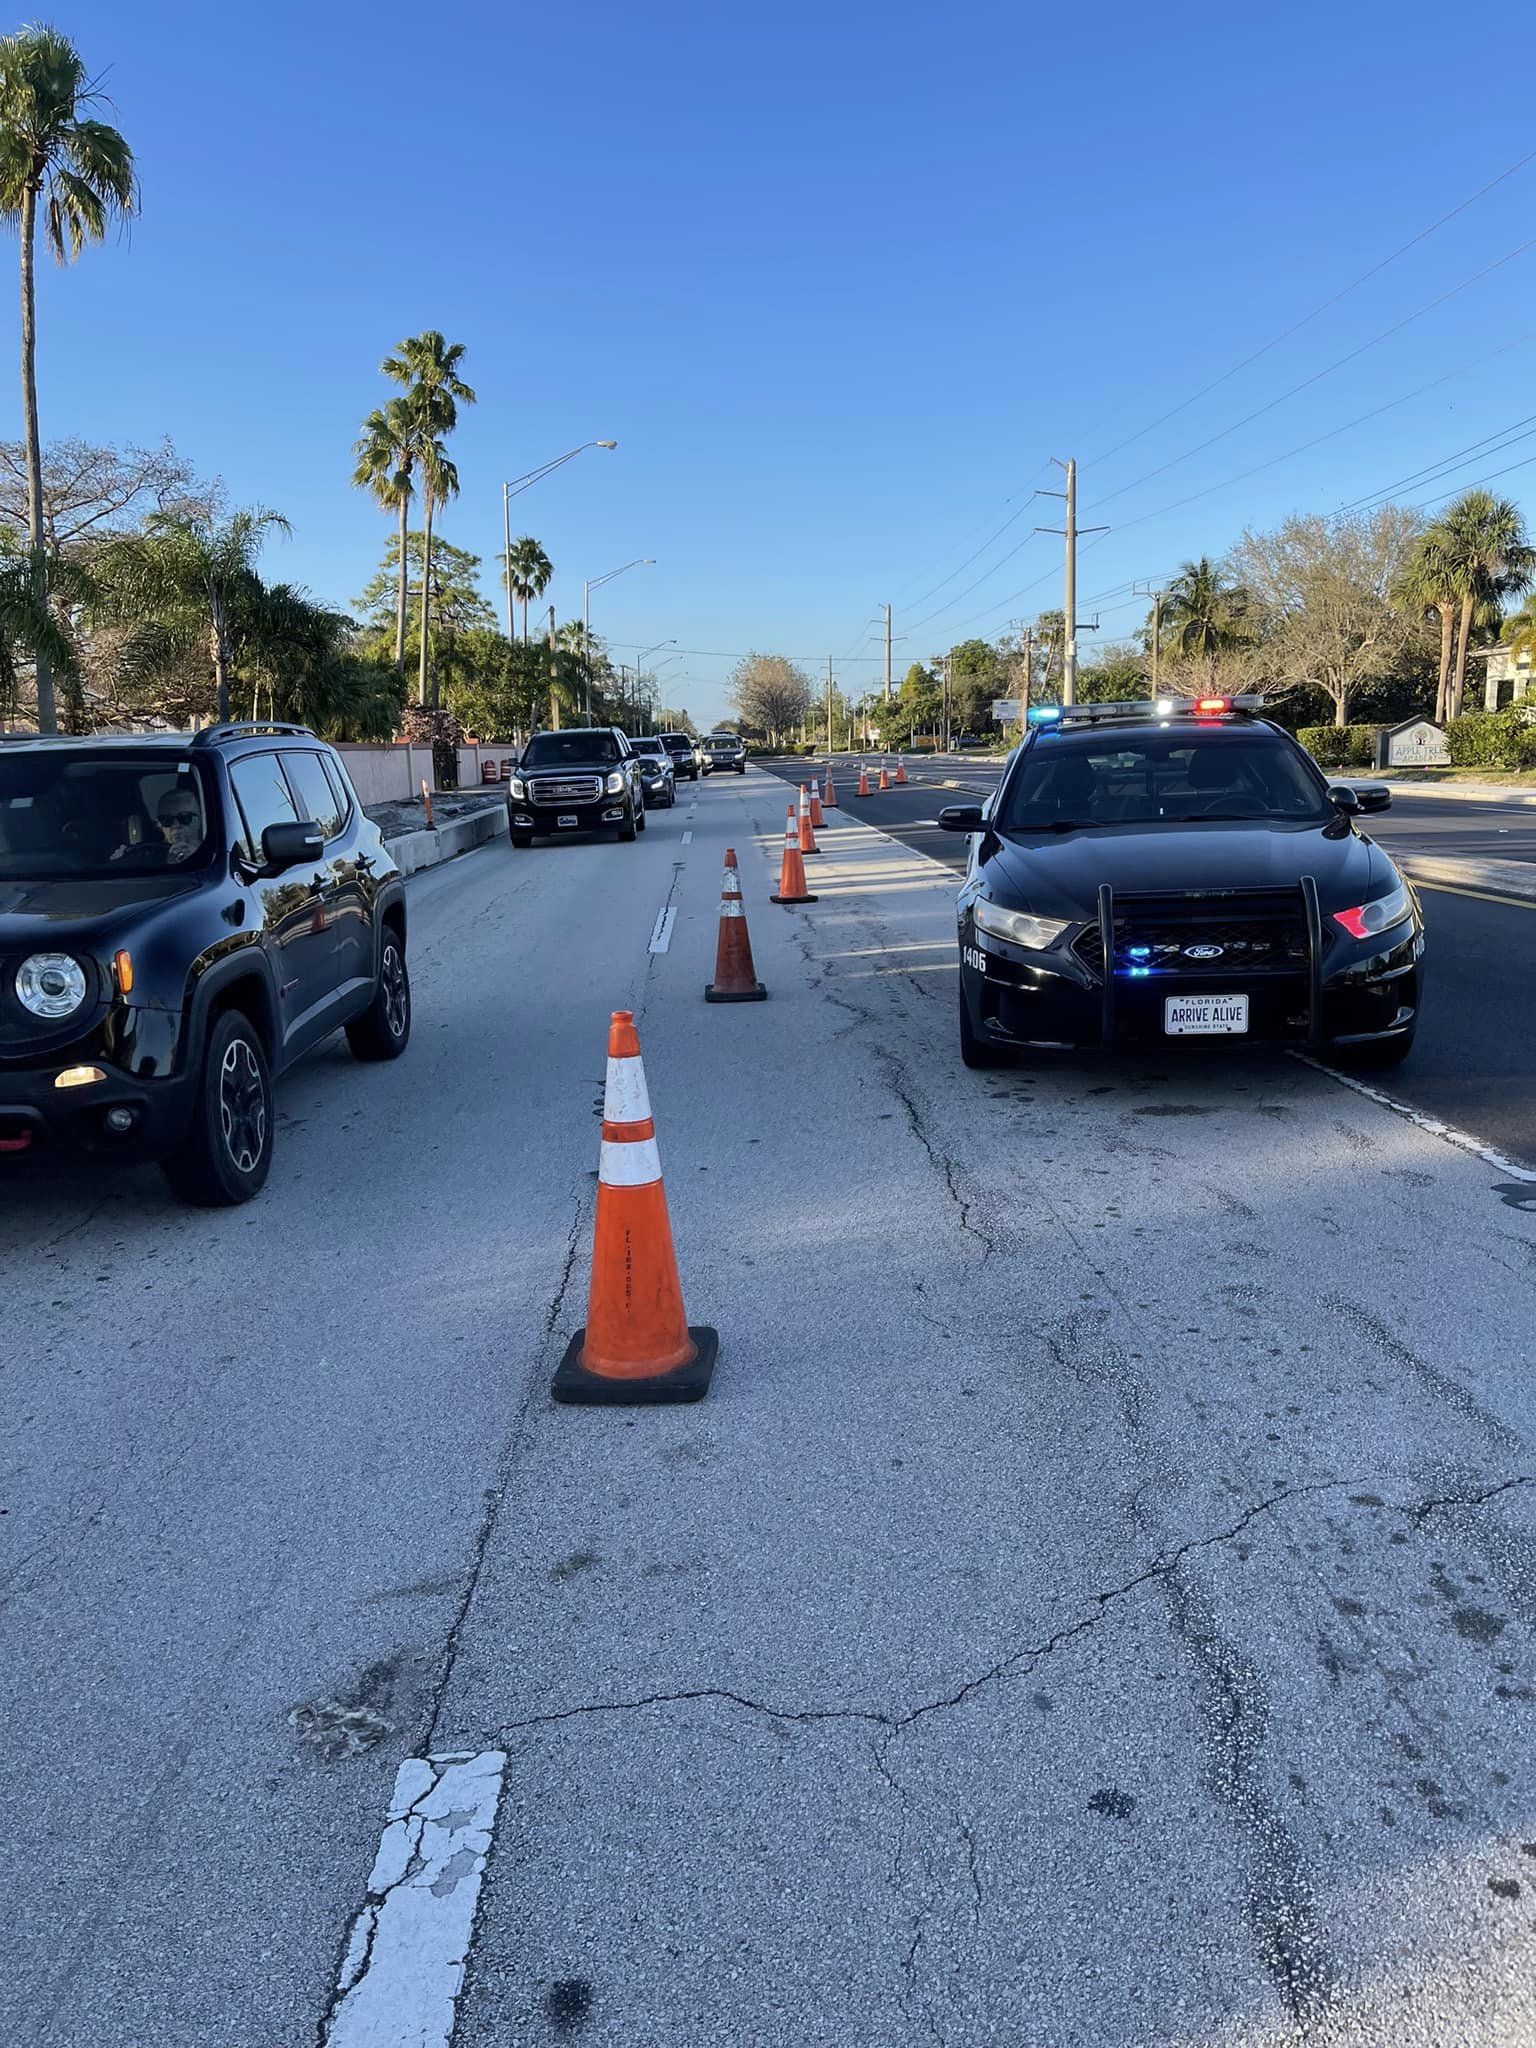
[1184,942,1225,959]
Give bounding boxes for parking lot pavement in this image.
[8,770,1536,2047]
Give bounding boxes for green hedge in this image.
[1444,707,1536,769]
[1297,725,1381,768]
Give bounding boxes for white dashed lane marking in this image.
[322,1749,506,2048]
[648,905,677,953]
[681,830,692,845]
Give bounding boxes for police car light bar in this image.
[1026,696,1265,727]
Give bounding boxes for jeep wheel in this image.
[162,1008,274,1205]
[346,929,412,1062]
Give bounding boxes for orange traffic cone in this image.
[797,783,821,855]
[877,764,891,791]
[823,766,838,807]
[705,849,767,1002]
[809,782,825,830]
[857,764,870,797]
[895,759,908,785]
[770,804,818,904]
[552,1011,717,1404]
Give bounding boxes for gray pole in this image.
[502,482,514,642]
[1151,590,1162,700]
[547,604,560,731]
[827,656,833,750]
[582,580,592,723]
[1063,458,1078,707]
[883,604,892,702]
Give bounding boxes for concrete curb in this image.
[386,803,508,877]
[1398,852,1536,902]
[1376,779,1536,806]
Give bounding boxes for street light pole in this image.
[497,440,617,643]
[883,603,892,702]
[582,558,656,721]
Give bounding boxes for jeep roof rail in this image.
[190,721,317,748]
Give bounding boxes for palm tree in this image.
[92,507,291,721]
[1504,594,1536,666]
[505,537,552,641]
[1435,491,1536,719]
[382,333,475,706]
[0,538,88,727]
[0,25,136,733]
[1393,529,1464,723]
[352,397,416,675]
[1160,557,1251,683]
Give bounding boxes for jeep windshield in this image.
[998,731,1332,835]
[0,751,213,879]
[521,732,621,767]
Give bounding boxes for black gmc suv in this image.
[507,728,646,846]
[0,722,410,1205]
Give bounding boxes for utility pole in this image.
[1037,458,1108,707]
[883,603,893,702]
[1131,582,1165,699]
[546,604,560,730]
[501,482,515,642]
[1017,624,1033,728]
[827,656,834,751]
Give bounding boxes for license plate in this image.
[557,813,578,828]
[1165,994,1248,1035]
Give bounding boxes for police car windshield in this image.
[999,731,1331,834]
[0,752,211,879]
[522,732,621,767]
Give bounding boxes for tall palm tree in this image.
[382,332,475,706]
[0,25,136,733]
[1436,491,1536,719]
[352,396,416,675]
[1393,529,1464,722]
[1504,594,1536,667]
[505,536,552,641]
[92,507,291,721]
[1160,558,1252,684]
[0,537,88,727]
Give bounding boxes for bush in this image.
[1297,725,1380,768]
[1445,706,1536,770]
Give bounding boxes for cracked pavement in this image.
[5,772,1536,2045]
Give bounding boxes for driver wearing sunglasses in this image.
[112,786,205,866]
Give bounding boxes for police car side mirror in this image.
[1327,784,1361,814]
[938,805,985,832]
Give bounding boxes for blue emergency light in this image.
[1026,705,1062,724]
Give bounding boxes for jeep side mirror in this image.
[938,805,986,832]
[261,820,325,872]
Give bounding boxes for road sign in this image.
[991,699,1022,723]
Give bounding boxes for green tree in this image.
[382,332,475,706]
[352,396,417,675]
[92,507,292,721]
[0,526,88,728]
[504,536,552,640]
[727,652,812,741]
[0,24,136,733]
[1393,528,1466,723]
[356,532,496,654]
[1433,491,1536,719]
[1160,558,1252,682]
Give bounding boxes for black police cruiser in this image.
[0,722,409,1204]
[942,696,1422,1070]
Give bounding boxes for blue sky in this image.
[31,0,1536,727]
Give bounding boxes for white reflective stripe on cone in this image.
[599,1135,663,1187]
[604,1056,652,1126]
[720,901,743,919]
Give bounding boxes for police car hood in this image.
[987,817,1390,921]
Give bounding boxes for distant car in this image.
[700,733,747,775]
[507,728,646,846]
[626,736,678,808]
[0,721,410,1205]
[658,732,700,782]
[942,695,1421,1071]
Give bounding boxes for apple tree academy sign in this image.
[1379,717,1450,767]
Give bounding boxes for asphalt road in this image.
[761,756,1536,1169]
[6,769,1536,2047]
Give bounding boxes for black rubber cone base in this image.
[770,892,818,905]
[705,980,768,1002]
[551,1326,719,1405]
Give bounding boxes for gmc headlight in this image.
[508,776,526,799]
[17,951,89,1019]
[973,900,1071,951]
[605,771,625,794]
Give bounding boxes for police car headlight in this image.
[973,900,1071,951]
[1332,881,1412,940]
[605,771,625,794]
[17,952,89,1019]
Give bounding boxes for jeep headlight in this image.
[605,771,625,794]
[973,900,1071,951]
[17,952,89,1019]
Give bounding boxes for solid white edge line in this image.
[1293,1053,1536,1184]
[323,1749,506,2048]
[648,905,677,954]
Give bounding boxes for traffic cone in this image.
[877,764,891,791]
[552,1011,718,1405]
[857,764,870,797]
[705,850,767,1002]
[895,759,908,785]
[823,766,837,807]
[809,782,825,830]
[797,783,820,855]
[770,804,818,904]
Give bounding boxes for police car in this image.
[941,696,1422,1069]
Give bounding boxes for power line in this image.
[1335,411,1536,512]
[1089,143,1536,470]
[894,492,1043,614]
